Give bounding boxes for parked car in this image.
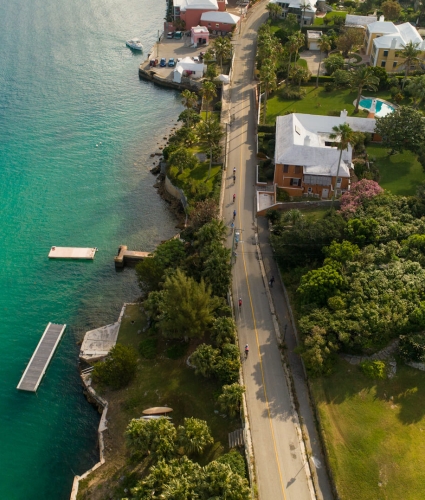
[166,32,174,39]
[168,58,175,67]
[159,57,167,67]
[193,56,200,63]
[149,59,158,67]
[174,31,183,39]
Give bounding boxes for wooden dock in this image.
[17,323,66,392]
[48,247,97,260]
[114,245,150,268]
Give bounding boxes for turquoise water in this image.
[358,97,395,117]
[0,0,183,498]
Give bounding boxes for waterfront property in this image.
[169,0,227,30]
[17,323,66,392]
[200,11,240,33]
[273,110,378,199]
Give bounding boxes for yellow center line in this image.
[235,91,288,500]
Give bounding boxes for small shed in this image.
[173,56,206,82]
[306,30,323,51]
[191,25,210,47]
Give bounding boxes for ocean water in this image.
[0,0,183,498]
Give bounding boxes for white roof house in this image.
[275,112,376,178]
[270,0,315,11]
[372,22,423,50]
[345,14,377,28]
[173,56,206,82]
[200,11,240,24]
[174,0,219,11]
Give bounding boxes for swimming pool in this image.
[358,98,395,117]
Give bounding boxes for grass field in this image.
[368,145,425,196]
[310,358,425,500]
[78,304,238,499]
[313,11,347,25]
[266,86,395,124]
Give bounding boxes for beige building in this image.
[364,18,425,72]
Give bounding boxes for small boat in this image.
[141,415,172,420]
[126,38,143,51]
[142,406,173,415]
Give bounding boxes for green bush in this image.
[214,101,222,111]
[279,86,306,100]
[359,360,386,380]
[324,82,334,92]
[139,338,158,359]
[92,344,138,389]
[216,450,247,478]
[399,333,425,363]
[258,124,276,133]
[166,341,189,359]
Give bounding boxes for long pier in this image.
[17,323,66,392]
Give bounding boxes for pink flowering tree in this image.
[339,179,383,217]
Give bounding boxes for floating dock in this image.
[17,323,66,392]
[48,247,97,260]
[114,245,150,268]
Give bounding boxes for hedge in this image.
[309,75,334,83]
[258,124,276,133]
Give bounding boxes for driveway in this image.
[301,50,326,76]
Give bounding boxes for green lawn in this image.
[313,11,347,25]
[266,86,395,124]
[310,358,425,500]
[368,145,425,196]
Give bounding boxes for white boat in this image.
[126,38,143,51]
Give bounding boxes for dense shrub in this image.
[139,338,158,359]
[359,360,386,379]
[217,450,247,478]
[279,86,306,100]
[399,332,425,363]
[92,344,138,389]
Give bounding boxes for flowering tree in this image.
[339,179,383,216]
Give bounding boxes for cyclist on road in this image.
[238,297,242,309]
[233,209,236,220]
[245,344,249,357]
[233,193,236,203]
[233,174,236,183]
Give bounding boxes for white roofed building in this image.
[364,18,425,72]
[200,11,240,33]
[171,0,227,30]
[273,112,378,199]
[268,0,316,26]
[173,56,206,83]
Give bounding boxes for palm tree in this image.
[259,62,277,124]
[266,2,282,19]
[316,35,332,88]
[299,0,311,28]
[406,74,425,108]
[178,417,214,455]
[350,67,379,113]
[198,116,223,178]
[289,65,311,89]
[329,123,355,205]
[286,34,300,79]
[217,383,245,416]
[200,80,217,119]
[397,41,422,90]
[213,36,232,71]
[181,89,198,110]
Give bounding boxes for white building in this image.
[173,56,206,83]
[268,0,316,26]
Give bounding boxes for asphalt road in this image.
[224,4,315,500]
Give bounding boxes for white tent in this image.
[216,74,230,83]
[173,56,205,82]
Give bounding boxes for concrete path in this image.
[300,50,326,77]
[223,4,329,499]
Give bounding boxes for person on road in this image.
[233,209,236,220]
[238,297,242,309]
[269,275,275,288]
[233,193,236,203]
[245,344,249,357]
[233,167,236,175]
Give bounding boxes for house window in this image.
[336,177,342,188]
[294,165,302,174]
[325,141,335,147]
[381,61,386,68]
[290,178,301,187]
[383,50,389,57]
[216,23,220,28]
[283,165,289,173]
[393,61,397,68]
[307,187,313,193]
